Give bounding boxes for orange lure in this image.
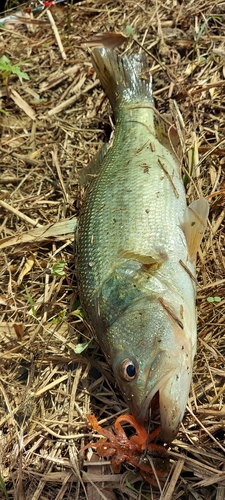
[85,414,167,485]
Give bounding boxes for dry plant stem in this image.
[160,459,185,500]
[9,88,36,119]
[81,471,109,500]
[13,152,40,166]
[0,199,42,227]
[0,218,77,249]
[40,64,80,92]
[186,406,225,454]
[216,464,225,500]
[148,457,162,492]
[48,79,98,116]
[46,9,66,60]
[68,366,83,431]
[210,381,225,405]
[54,471,74,500]
[51,145,69,205]
[31,420,89,440]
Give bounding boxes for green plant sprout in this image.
[0,55,29,84]
[74,337,94,354]
[51,261,66,277]
[0,473,9,500]
[207,296,222,303]
[50,310,67,323]
[23,285,37,319]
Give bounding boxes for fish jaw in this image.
[158,362,193,442]
[108,298,195,443]
[135,343,193,442]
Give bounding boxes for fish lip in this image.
[135,369,185,443]
[135,370,174,428]
[137,373,192,443]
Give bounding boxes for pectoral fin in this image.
[182,197,209,263]
[118,249,167,266]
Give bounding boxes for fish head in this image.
[107,297,195,442]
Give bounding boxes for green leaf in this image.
[0,63,10,72]
[0,472,9,500]
[52,261,66,277]
[74,338,93,354]
[0,55,10,65]
[11,66,29,80]
[126,25,135,37]
[125,478,150,500]
[24,286,35,306]
[214,296,222,302]
[23,285,37,318]
[207,296,222,303]
[213,16,222,22]
[51,310,67,323]
[71,309,84,318]
[0,55,30,81]
[196,18,211,44]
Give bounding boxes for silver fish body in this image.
[77,49,208,442]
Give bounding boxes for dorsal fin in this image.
[78,143,109,189]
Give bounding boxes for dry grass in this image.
[0,0,225,499]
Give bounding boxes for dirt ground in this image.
[0,0,225,499]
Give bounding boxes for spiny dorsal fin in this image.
[78,142,109,189]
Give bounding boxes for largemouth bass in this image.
[77,48,209,442]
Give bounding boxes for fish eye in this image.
[120,359,137,381]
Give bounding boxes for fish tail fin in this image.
[91,48,153,115]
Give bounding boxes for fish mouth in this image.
[136,369,189,443]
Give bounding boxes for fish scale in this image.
[78,111,186,291]
[77,48,209,442]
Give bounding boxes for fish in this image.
[76,48,209,442]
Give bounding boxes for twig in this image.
[51,146,68,206]
[0,199,42,228]
[186,406,225,454]
[46,9,66,60]
[160,459,185,500]
[0,218,77,249]
[47,76,94,116]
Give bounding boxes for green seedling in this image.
[126,25,135,37]
[23,285,37,318]
[195,18,211,46]
[125,478,150,500]
[0,55,29,84]
[50,310,67,323]
[71,309,84,318]
[0,473,9,500]
[74,337,94,354]
[51,261,66,277]
[207,296,222,303]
